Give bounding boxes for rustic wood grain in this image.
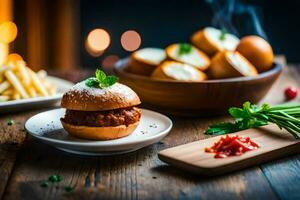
[0,109,55,200]
[2,122,278,200]
[260,154,300,200]
[0,144,18,199]
[1,59,299,200]
[259,65,300,200]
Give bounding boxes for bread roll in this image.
[236,35,274,72]
[128,48,166,76]
[165,43,210,71]
[151,60,207,81]
[208,51,258,79]
[191,27,239,56]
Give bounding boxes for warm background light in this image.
[86,28,110,56]
[7,53,23,62]
[0,0,13,22]
[85,41,104,57]
[0,0,15,66]
[0,43,8,65]
[0,21,17,65]
[101,54,119,74]
[121,30,141,52]
[0,21,17,43]
[102,55,119,68]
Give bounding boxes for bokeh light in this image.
[102,55,119,68]
[0,21,17,44]
[86,28,110,56]
[85,41,104,57]
[7,53,23,62]
[121,30,141,52]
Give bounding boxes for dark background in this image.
[80,0,300,68]
[14,0,300,69]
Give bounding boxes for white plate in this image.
[0,76,74,113]
[25,108,173,156]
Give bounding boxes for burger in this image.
[60,69,141,140]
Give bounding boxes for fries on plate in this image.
[0,58,56,102]
[0,21,57,102]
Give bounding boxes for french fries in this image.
[0,21,56,102]
[0,95,9,101]
[5,70,29,98]
[0,58,57,101]
[2,89,13,96]
[0,81,10,93]
[27,68,49,96]
[16,61,30,86]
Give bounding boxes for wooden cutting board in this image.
[158,125,300,176]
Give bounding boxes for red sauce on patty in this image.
[61,107,141,127]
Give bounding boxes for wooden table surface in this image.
[1,59,300,200]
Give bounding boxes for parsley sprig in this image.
[219,28,227,41]
[178,43,192,55]
[206,102,300,139]
[85,69,118,88]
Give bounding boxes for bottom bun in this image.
[61,121,139,140]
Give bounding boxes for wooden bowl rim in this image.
[114,58,282,84]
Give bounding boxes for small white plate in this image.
[25,108,173,156]
[0,76,74,113]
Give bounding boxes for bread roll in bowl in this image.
[151,60,207,81]
[191,27,239,56]
[128,48,166,76]
[61,81,141,140]
[208,51,258,79]
[236,35,274,73]
[165,43,210,71]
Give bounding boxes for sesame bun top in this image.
[61,82,141,111]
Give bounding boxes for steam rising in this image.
[206,0,267,40]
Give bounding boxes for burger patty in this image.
[61,107,141,127]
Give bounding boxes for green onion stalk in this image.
[206,102,300,139]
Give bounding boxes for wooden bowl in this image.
[114,58,282,117]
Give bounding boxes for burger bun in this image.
[61,121,139,140]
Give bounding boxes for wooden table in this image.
[1,59,300,200]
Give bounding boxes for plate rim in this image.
[56,147,140,156]
[0,93,63,106]
[25,108,173,147]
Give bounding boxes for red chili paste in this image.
[205,135,259,158]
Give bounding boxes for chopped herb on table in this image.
[85,69,118,88]
[178,43,192,55]
[40,175,74,192]
[7,119,14,126]
[206,101,300,139]
[64,186,75,192]
[40,181,49,188]
[48,175,62,183]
